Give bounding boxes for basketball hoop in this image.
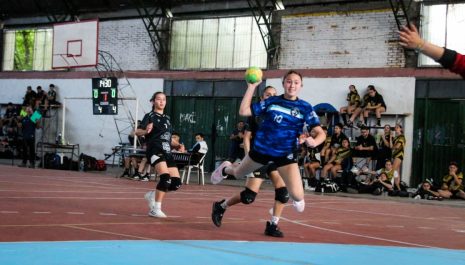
[52,19,98,69]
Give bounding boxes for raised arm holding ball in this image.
[211,69,326,232]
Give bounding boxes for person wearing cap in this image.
[438,161,465,200]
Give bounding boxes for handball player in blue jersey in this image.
[211,70,326,226]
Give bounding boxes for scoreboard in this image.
[92,77,118,115]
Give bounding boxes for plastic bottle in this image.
[79,159,85,172]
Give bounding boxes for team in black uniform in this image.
[138,92,182,218]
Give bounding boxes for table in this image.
[37,142,80,170]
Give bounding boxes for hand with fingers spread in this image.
[399,23,465,79]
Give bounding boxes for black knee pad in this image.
[275,187,289,204]
[156,173,171,192]
[240,188,257,204]
[168,177,182,191]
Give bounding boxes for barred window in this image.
[170,16,267,70]
[419,3,465,67]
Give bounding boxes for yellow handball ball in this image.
[244,66,263,84]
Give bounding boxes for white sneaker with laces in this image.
[211,161,232,185]
[144,190,156,210]
[148,208,167,218]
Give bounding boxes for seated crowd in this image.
[0,84,61,168]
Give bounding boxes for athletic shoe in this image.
[132,172,141,181]
[120,170,129,178]
[264,221,284,238]
[211,161,232,185]
[144,190,156,210]
[211,199,226,227]
[140,176,149,182]
[148,208,167,218]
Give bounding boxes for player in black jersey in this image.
[212,86,289,237]
[138,92,181,218]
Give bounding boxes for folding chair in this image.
[181,153,206,185]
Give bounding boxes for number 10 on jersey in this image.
[92,77,118,115]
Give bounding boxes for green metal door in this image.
[412,99,465,185]
[169,97,241,171]
[213,98,241,165]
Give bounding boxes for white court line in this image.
[99,213,117,216]
[323,222,340,225]
[354,223,372,227]
[309,205,465,224]
[131,214,147,217]
[67,212,85,215]
[32,211,51,214]
[0,211,18,214]
[454,230,465,233]
[195,216,209,219]
[417,227,434,230]
[386,225,405,228]
[226,217,244,220]
[281,216,437,249]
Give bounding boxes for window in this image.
[170,16,267,70]
[420,3,465,67]
[2,28,53,71]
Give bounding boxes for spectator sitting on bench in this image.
[47,84,60,105]
[22,86,36,108]
[348,88,370,128]
[352,126,377,168]
[319,126,331,165]
[329,123,348,159]
[339,84,361,127]
[320,138,351,181]
[360,85,386,127]
[304,128,324,188]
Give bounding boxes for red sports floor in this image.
[1,164,465,250]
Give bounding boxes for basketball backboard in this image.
[52,19,99,69]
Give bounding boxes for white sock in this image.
[271,216,280,225]
[293,199,305,213]
[220,200,228,209]
[154,202,162,210]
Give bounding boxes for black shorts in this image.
[252,163,278,179]
[249,149,297,168]
[146,144,176,168]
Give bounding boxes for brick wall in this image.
[80,19,158,71]
[280,9,405,69]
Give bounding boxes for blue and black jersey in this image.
[251,95,320,157]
